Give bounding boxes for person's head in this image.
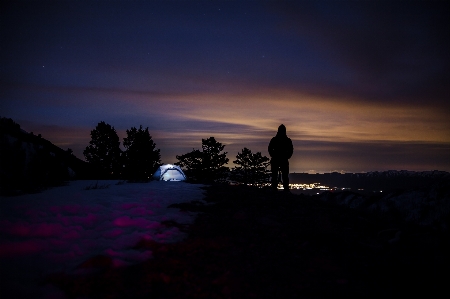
[277,124,286,135]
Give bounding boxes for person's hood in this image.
[277,124,287,136]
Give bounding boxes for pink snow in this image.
[0,221,64,238]
[0,240,45,257]
[103,228,125,238]
[113,215,158,228]
[0,180,204,298]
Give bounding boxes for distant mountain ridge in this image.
[0,117,92,195]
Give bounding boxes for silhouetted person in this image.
[268,124,293,191]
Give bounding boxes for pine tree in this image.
[83,121,121,178]
[123,125,161,181]
[176,137,229,183]
[201,137,229,182]
[231,147,270,185]
[174,149,203,180]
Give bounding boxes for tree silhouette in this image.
[231,147,270,185]
[123,125,161,181]
[202,137,229,182]
[174,149,203,180]
[176,137,229,183]
[83,121,122,178]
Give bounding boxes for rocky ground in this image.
[46,184,450,299]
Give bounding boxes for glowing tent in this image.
[153,164,187,181]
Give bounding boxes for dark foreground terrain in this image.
[47,185,449,298]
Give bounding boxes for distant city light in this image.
[277,183,330,190]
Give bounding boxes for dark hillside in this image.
[0,117,92,195]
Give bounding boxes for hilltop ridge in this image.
[0,117,91,195]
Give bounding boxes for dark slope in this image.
[0,117,92,195]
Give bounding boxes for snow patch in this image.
[0,180,205,298]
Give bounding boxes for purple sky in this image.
[1,1,449,173]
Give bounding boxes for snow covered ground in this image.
[0,180,205,299]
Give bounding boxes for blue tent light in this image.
[153,164,186,181]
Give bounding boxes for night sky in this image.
[2,1,449,173]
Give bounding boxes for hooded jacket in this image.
[268,125,293,162]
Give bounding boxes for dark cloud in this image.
[1,1,449,172]
[269,1,450,107]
